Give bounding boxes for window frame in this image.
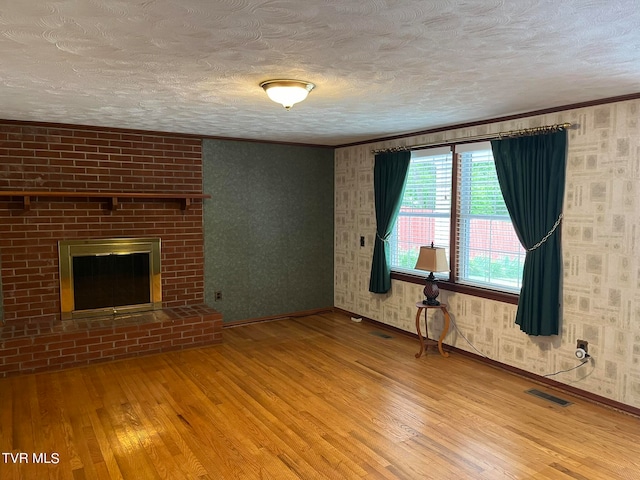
[389,143,520,305]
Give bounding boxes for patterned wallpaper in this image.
[335,99,640,409]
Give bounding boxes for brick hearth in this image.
[0,121,222,376]
[0,305,221,376]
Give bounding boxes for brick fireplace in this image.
[0,121,222,376]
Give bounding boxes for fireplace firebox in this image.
[58,238,162,320]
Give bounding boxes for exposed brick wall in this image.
[0,121,221,375]
[0,124,202,193]
[0,122,205,324]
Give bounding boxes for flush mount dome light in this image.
[260,79,315,110]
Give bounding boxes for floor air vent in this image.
[369,331,392,339]
[525,389,572,407]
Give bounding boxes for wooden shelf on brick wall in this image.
[0,191,211,211]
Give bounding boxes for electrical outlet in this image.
[214,291,222,301]
[576,339,588,353]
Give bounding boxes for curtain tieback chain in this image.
[527,213,563,252]
[376,232,389,243]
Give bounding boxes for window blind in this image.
[389,149,452,274]
[457,147,525,291]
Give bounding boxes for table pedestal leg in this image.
[415,307,425,358]
[437,308,450,358]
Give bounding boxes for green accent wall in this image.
[203,139,334,322]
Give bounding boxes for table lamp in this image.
[414,243,449,306]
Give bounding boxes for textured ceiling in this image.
[1,0,639,146]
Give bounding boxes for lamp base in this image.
[422,298,441,306]
[422,272,440,306]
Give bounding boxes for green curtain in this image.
[490,130,567,336]
[369,151,411,293]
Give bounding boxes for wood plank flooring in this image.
[1,311,639,479]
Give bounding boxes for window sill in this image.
[391,271,519,305]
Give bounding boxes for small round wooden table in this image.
[415,301,450,358]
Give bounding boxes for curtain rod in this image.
[371,122,573,154]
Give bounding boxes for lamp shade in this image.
[414,245,449,273]
[260,79,315,110]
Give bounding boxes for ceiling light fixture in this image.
[260,79,315,110]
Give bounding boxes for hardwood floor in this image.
[1,311,639,479]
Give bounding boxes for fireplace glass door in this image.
[72,253,151,311]
[58,238,161,320]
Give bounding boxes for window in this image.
[389,147,452,273]
[389,143,525,294]
[456,143,525,291]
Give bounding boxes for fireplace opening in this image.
[72,253,151,311]
[59,238,161,320]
